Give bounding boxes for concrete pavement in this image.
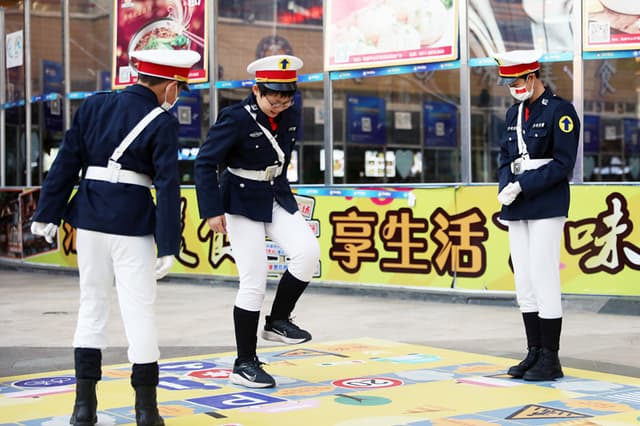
[1,266,639,379]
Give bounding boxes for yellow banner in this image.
[16,185,640,296]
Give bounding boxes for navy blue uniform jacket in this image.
[194,93,299,222]
[33,84,181,256]
[498,88,580,221]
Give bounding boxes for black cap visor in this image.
[497,76,518,86]
[263,82,298,92]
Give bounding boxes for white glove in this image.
[30,221,58,244]
[497,181,522,206]
[155,255,175,280]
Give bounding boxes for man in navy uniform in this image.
[493,49,579,381]
[195,55,320,388]
[30,48,200,425]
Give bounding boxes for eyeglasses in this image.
[261,95,294,110]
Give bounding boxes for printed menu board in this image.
[325,0,458,71]
[112,0,208,89]
[584,0,640,51]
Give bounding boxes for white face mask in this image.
[509,76,533,102]
[161,83,180,111]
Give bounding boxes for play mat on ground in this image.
[2,338,640,425]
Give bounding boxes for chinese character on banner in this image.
[379,208,430,273]
[329,207,379,273]
[565,192,640,274]
[430,207,489,277]
[197,218,234,270]
[176,197,199,268]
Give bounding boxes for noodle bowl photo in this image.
[128,18,190,57]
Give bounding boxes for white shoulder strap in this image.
[244,104,285,165]
[515,102,529,159]
[110,107,165,163]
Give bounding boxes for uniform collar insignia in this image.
[542,98,549,106]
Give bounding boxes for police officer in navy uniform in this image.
[30,49,200,425]
[493,50,579,381]
[195,55,320,388]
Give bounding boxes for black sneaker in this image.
[229,357,276,388]
[261,315,312,344]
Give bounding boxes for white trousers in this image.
[508,217,565,318]
[226,202,321,311]
[74,229,160,364]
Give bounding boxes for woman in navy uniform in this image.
[493,49,579,381]
[195,55,320,389]
[30,49,200,425]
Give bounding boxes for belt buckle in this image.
[264,165,279,180]
[107,160,122,183]
[511,158,523,175]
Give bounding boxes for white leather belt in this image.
[510,158,552,175]
[227,165,283,181]
[85,161,152,188]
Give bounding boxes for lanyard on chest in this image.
[515,102,529,160]
[244,104,285,165]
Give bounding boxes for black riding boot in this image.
[507,346,540,378]
[70,379,98,426]
[523,318,564,381]
[132,362,164,426]
[507,312,540,378]
[523,348,564,381]
[135,386,165,425]
[71,348,101,426]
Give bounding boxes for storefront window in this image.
[219,0,323,26]
[69,1,110,92]
[216,1,323,82]
[30,1,63,185]
[4,3,26,186]
[583,58,640,182]
[333,70,461,184]
[2,0,639,187]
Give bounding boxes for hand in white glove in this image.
[497,181,522,206]
[155,255,175,280]
[30,221,58,244]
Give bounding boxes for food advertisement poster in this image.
[324,0,458,71]
[112,0,208,89]
[584,0,640,51]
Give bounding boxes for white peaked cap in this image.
[130,49,201,82]
[247,55,304,91]
[491,49,543,85]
